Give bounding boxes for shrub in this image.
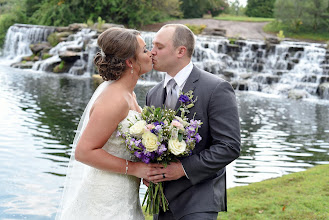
[185,24,207,35]
[47,33,60,47]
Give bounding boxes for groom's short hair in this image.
[162,24,195,58]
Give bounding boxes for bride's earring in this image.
[130,65,133,74]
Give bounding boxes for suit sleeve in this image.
[181,81,241,185]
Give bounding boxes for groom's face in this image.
[151,27,176,73]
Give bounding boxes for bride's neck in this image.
[116,70,139,94]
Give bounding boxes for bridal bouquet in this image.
[117,90,202,215]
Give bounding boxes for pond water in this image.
[0,64,328,219]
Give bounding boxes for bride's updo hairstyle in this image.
[94,27,140,81]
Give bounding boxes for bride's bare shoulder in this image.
[91,84,129,119]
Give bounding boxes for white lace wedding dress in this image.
[56,81,145,220]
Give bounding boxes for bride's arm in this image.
[74,92,150,178]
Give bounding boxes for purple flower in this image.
[134,151,141,158]
[186,126,195,136]
[195,134,202,143]
[142,157,150,164]
[153,121,164,127]
[157,144,167,155]
[179,95,190,103]
[190,120,202,129]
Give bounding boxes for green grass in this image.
[264,21,329,42]
[143,164,329,220]
[214,14,275,22]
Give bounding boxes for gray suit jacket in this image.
[146,65,241,219]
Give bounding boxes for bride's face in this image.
[135,35,153,75]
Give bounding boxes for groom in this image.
[146,24,241,220]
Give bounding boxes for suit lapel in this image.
[174,65,200,110]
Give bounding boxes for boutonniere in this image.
[177,90,197,119]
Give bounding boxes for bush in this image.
[246,0,275,18]
[53,61,65,73]
[185,24,207,35]
[47,33,60,47]
[42,53,52,60]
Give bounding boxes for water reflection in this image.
[0,65,328,219]
[234,92,329,186]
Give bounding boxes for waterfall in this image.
[32,28,98,74]
[1,24,329,99]
[3,24,55,60]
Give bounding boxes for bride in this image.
[56,27,153,220]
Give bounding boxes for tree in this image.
[0,0,26,47]
[27,0,182,28]
[274,0,329,32]
[180,0,229,18]
[245,0,275,18]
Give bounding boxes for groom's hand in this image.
[147,162,185,183]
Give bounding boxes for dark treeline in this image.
[0,0,229,47]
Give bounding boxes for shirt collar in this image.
[163,61,193,89]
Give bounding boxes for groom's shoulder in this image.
[195,66,228,86]
[148,81,163,95]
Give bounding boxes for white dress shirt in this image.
[163,61,193,92]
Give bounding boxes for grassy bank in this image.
[214,14,275,22]
[264,21,329,43]
[143,164,329,219]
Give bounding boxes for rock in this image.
[302,75,317,83]
[10,61,34,69]
[56,26,70,32]
[240,73,253,79]
[57,31,74,38]
[201,28,226,37]
[59,51,81,63]
[223,70,235,78]
[226,44,240,53]
[93,23,124,32]
[254,74,279,84]
[265,37,280,45]
[53,61,74,73]
[288,46,304,53]
[231,80,249,90]
[68,23,88,32]
[288,89,309,100]
[30,42,51,55]
[317,82,329,99]
[66,46,83,52]
[252,63,264,72]
[92,74,104,88]
[320,76,329,83]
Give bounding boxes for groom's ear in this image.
[177,46,187,58]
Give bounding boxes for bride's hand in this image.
[128,162,153,180]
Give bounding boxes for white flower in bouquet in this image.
[142,131,159,152]
[168,138,187,155]
[129,120,146,135]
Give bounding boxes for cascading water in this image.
[33,28,98,75]
[1,24,328,99]
[3,24,55,60]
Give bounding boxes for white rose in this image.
[142,131,159,152]
[168,138,186,155]
[129,120,146,135]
